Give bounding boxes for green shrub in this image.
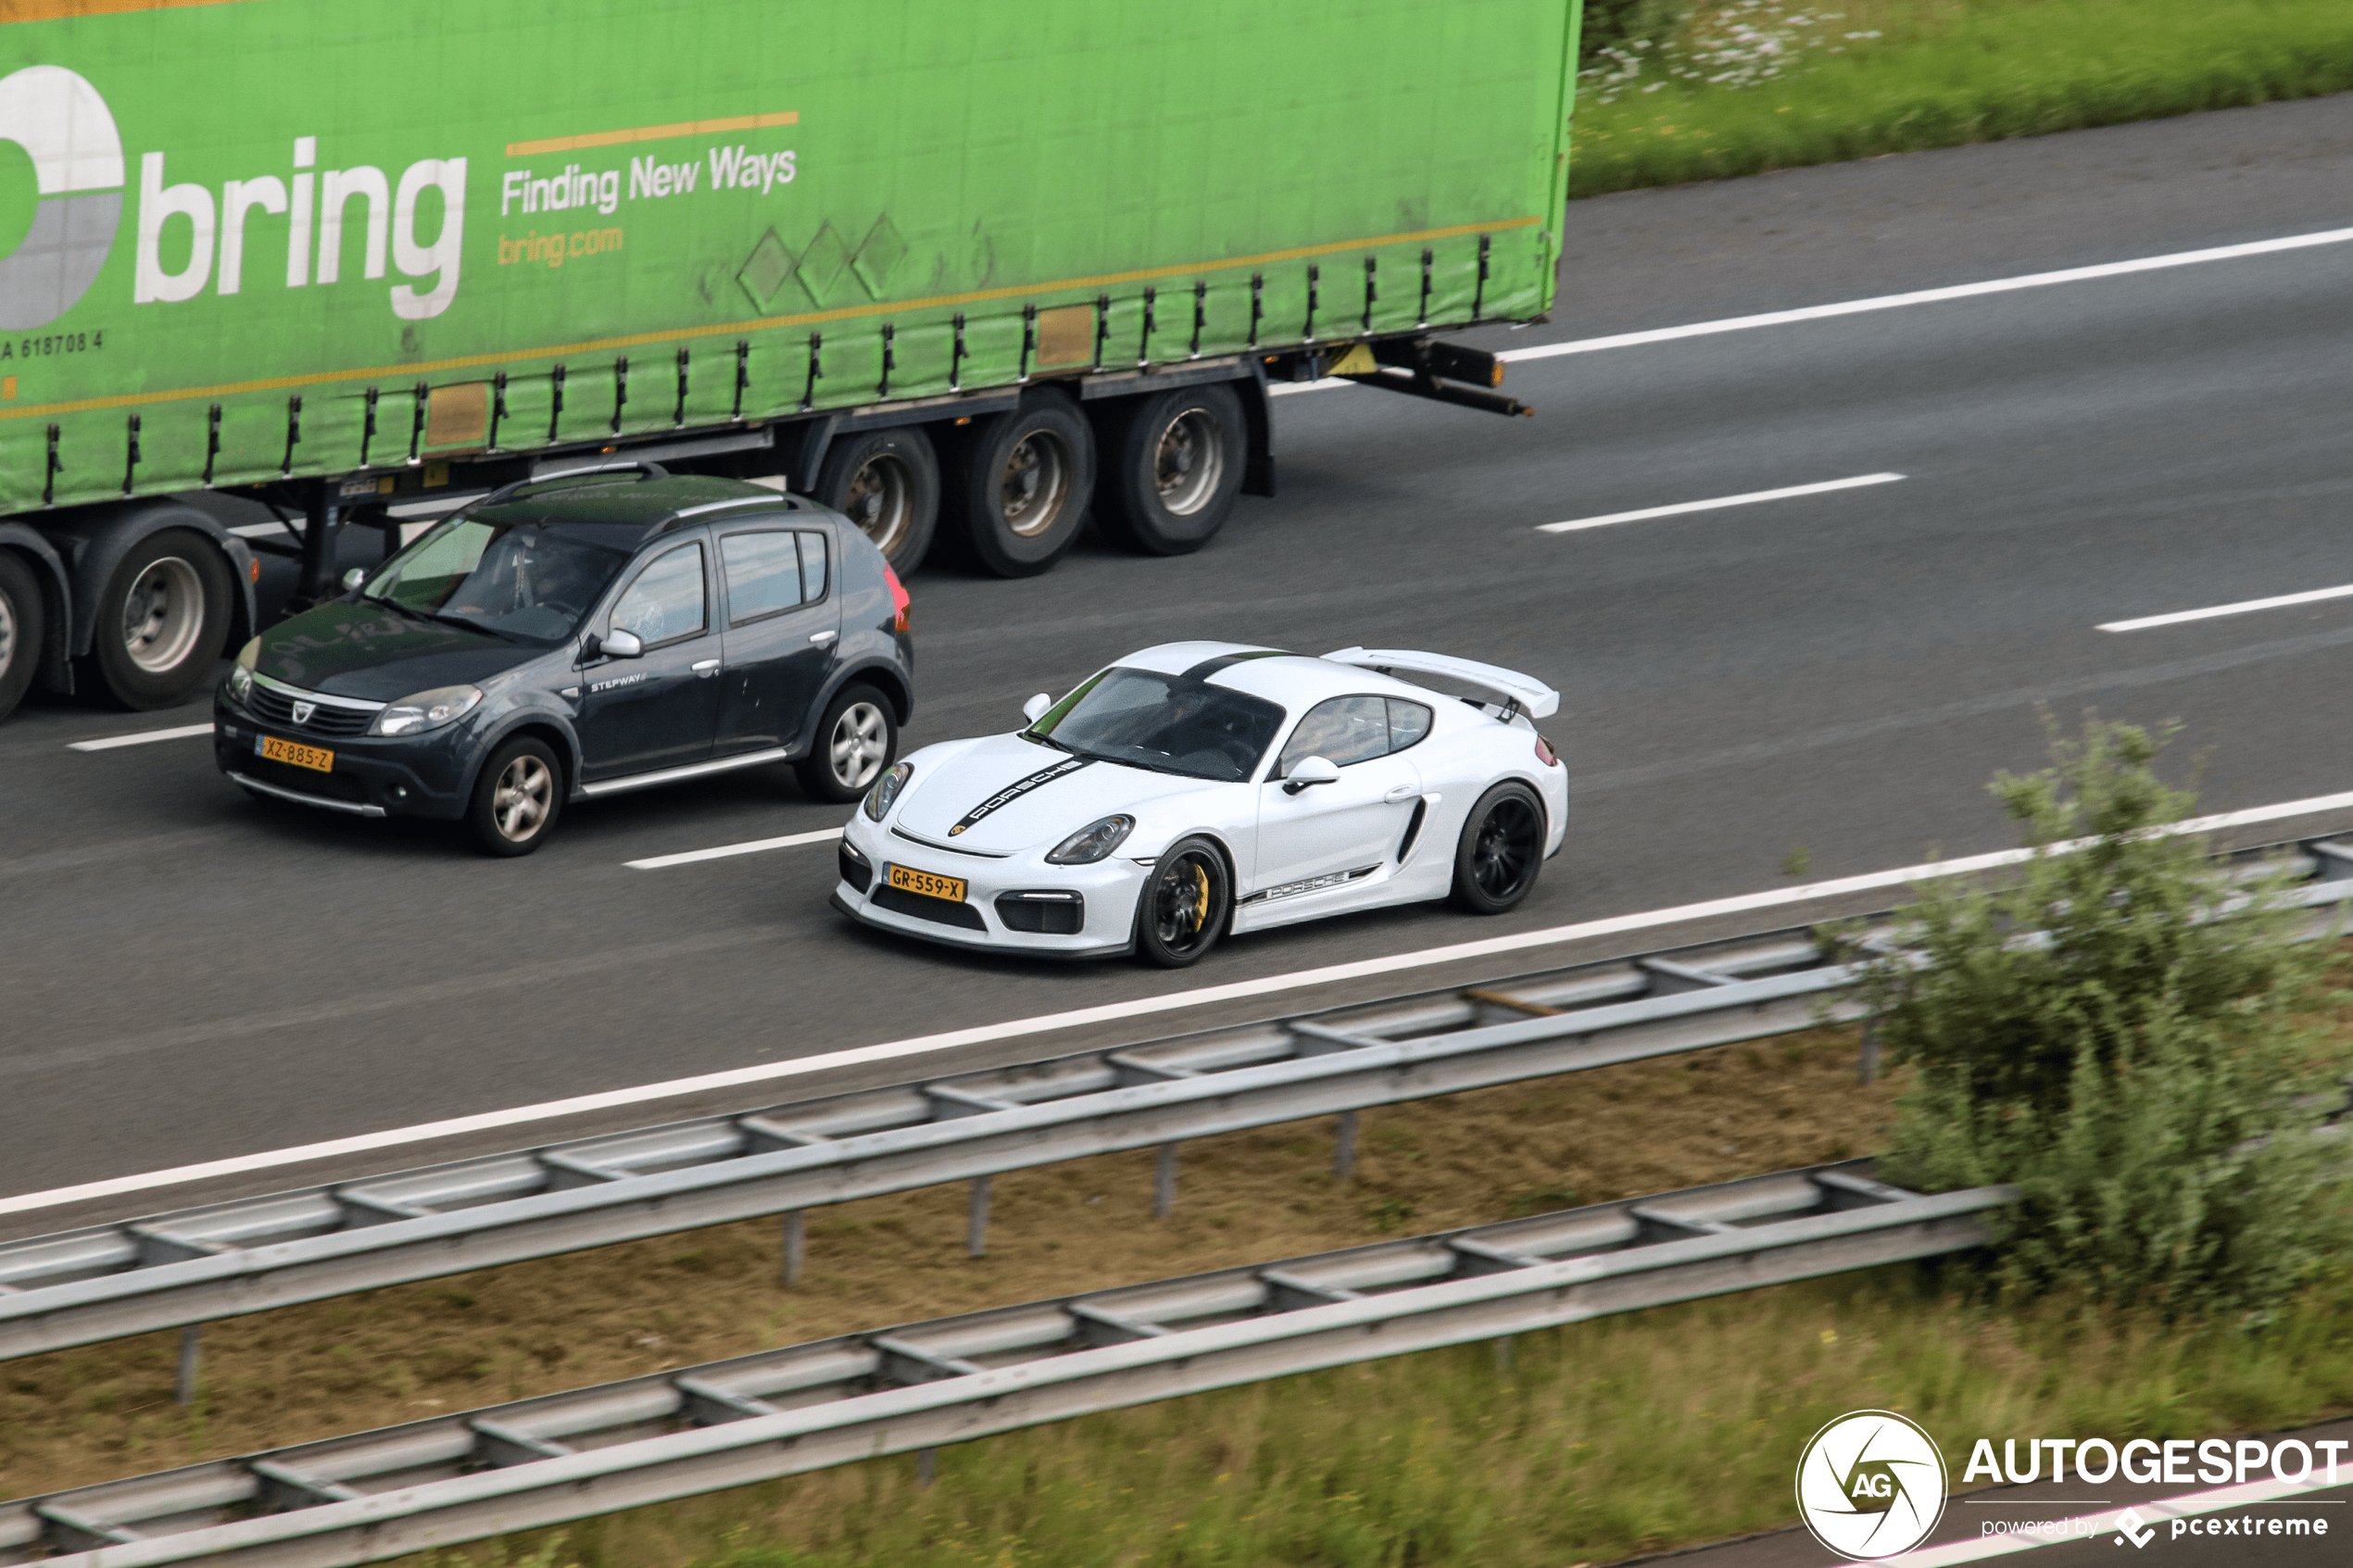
[1856,718,2350,1318]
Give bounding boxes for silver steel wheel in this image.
[843,453,915,557]
[492,754,554,841]
[827,700,889,791]
[999,429,1072,537]
[0,592,16,683]
[120,556,204,675]
[1151,408,1226,516]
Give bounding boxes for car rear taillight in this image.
[883,563,912,633]
[1534,734,1559,767]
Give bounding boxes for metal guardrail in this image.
[0,1160,2013,1567]
[3,836,2347,1367]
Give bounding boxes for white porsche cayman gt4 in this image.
[831,641,1568,967]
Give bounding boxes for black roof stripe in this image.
[1178,648,1291,683]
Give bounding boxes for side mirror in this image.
[340,568,366,592]
[1282,755,1341,796]
[1022,692,1052,724]
[598,627,644,660]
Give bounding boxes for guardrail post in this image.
[918,1447,937,1487]
[1153,1143,1178,1218]
[1492,1334,1515,1374]
[1334,1110,1359,1180]
[781,1211,804,1286]
[174,1323,201,1405]
[1857,1020,1881,1085]
[967,1176,990,1257]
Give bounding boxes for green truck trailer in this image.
[0,0,1579,723]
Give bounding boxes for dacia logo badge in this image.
[290,700,316,725]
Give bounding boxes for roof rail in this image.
[471,459,673,512]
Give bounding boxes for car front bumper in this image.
[830,812,1143,960]
[214,693,472,821]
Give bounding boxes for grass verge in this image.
[1570,0,2353,198]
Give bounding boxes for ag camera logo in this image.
[0,65,122,330]
[1796,1410,1949,1561]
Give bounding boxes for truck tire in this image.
[949,387,1093,577]
[813,426,939,576]
[0,551,45,723]
[1094,382,1247,556]
[85,528,233,709]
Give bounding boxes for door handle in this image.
[809,630,838,645]
[1383,785,1419,804]
[691,659,721,676]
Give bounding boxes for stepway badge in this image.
[1795,1410,1949,1561]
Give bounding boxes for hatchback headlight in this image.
[1046,814,1135,865]
[224,639,258,705]
[864,760,912,822]
[371,684,483,736]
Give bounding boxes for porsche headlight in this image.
[1046,813,1135,865]
[370,684,483,737]
[224,638,259,705]
[863,760,912,822]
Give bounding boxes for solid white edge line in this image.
[10,784,2353,1218]
[1877,1463,2347,1566]
[67,723,216,752]
[1264,225,2353,401]
[1539,473,1905,533]
[626,827,844,869]
[2098,583,2353,633]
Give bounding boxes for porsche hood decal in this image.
[948,756,1092,836]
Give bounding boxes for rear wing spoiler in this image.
[1322,646,1559,720]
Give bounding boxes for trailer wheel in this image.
[813,426,939,575]
[1094,382,1247,556]
[87,529,233,709]
[950,387,1093,577]
[0,551,45,723]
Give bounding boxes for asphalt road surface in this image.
[6,94,2353,1225]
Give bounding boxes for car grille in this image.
[246,683,378,737]
[242,756,371,803]
[837,844,874,893]
[873,884,987,930]
[995,893,1084,935]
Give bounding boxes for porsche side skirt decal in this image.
[947,756,1091,836]
[1238,864,1382,905]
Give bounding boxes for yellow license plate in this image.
[258,734,334,772]
[887,864,968,903]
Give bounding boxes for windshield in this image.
[1027,667,1285,782]
[363,517,630,646]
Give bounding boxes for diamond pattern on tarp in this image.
[849,213,908,300]
[737,228,795,310]
[794,220,851,308]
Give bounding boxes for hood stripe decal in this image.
[947,756,1091,836]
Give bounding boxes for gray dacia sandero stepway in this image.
[213,466,915,855]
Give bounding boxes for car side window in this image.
[610,541,707,647]
[720,531,802,626]
[1387,698,1433,752]
[1277,695,1391,775]
[797,531,829,603]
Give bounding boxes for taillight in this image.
[1534,734,1559,767]
[883,563,912,633]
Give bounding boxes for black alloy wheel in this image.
[1095,381,1247,556]
[1450,782,1545,914]
[948,387,1094,577]
[0,550,44,723]
[468,735,565,857]
[1134,837,1230,968]
[813,427,940,575]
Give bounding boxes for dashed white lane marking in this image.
[1266,225,2353,400]
[627,827,843,869]
[1539,473,1905,534]
[68,723,214,752]
[2098,583,2353,633]
[9,783,2353,1218]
